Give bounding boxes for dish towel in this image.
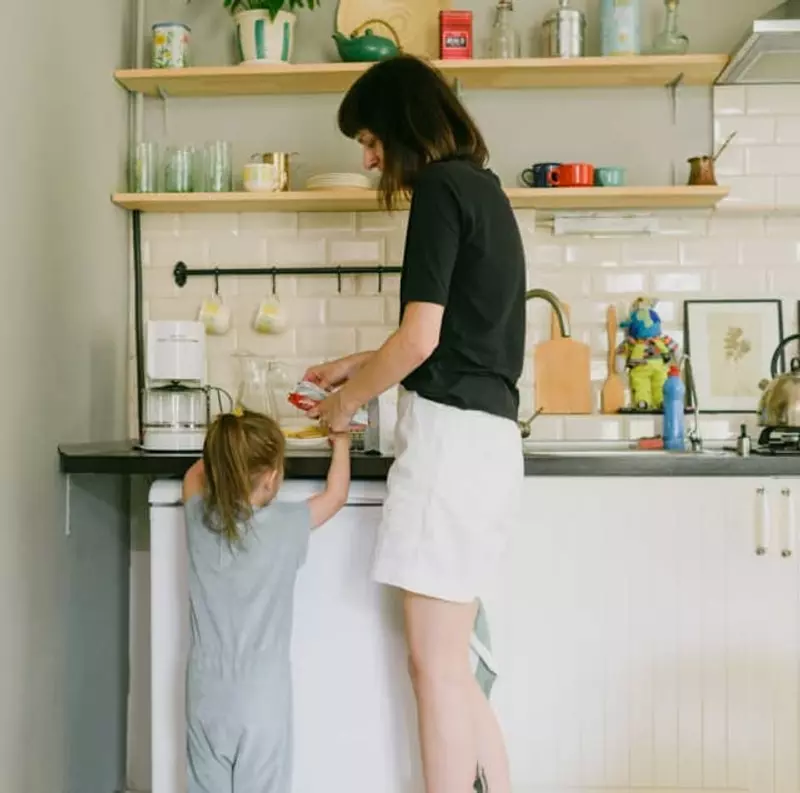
[470,598,498,698]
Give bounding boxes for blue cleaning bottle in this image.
[662,365,686,451]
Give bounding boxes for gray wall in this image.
[0,0,131,789]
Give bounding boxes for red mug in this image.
[547,163,595,187]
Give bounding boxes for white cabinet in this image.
[484,478,800,793]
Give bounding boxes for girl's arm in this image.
[182,459,205,503]
[308,434,351,529]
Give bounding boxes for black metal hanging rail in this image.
[173,261,403,293]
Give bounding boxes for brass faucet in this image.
[518,289,570,438]
[525,288,571,337]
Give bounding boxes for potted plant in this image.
[224,0,318,64]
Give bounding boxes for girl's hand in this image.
[327,430,351,450]
[309,390,355,434]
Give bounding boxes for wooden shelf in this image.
[114,54,729,97]
[112,186,730,214]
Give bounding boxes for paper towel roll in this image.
[150,504,189,793]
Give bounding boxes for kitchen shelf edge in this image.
[114,54,730,96]
[111,186,731,213]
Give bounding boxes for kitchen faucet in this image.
[518,289,570,438]
[680,354,703,452]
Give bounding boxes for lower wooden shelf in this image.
[112,186,730,214]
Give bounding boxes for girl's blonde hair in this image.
[202,410,286,543]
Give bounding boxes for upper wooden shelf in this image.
[112,186,730,213]
[114,54,729,97]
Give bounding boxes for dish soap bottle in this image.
[600,0,641,56]
[489,0,520,59]
[650,0,689,54]
[662,365,686,451]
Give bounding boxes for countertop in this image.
[58,441,800,478]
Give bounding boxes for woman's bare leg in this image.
[404,592,511,793]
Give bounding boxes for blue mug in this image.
[521,162,561,188]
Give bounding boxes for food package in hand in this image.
[287,380,368,430]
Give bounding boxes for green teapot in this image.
[333,18,401,62]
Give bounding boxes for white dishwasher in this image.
[148,477,420,793]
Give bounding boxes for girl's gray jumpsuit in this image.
[184,495,311,793]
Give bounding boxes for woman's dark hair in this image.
[338,54,489,210]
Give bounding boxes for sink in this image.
[522,442,733,459]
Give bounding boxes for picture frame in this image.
[683,299,784,414]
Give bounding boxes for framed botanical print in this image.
[683,299,784,413]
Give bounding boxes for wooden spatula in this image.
[534,301,593,415]
[600,305,625,414]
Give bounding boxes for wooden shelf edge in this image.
[114,53,729,96]
[111,186,730,214]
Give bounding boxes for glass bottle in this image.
[650,0,689,55]
[489,0,520,59]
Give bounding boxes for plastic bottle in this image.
[662,365,686,451]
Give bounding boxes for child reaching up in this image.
[181,409,350,793]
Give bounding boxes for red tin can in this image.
[439,10,473,59]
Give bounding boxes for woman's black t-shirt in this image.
[399,159,526,422]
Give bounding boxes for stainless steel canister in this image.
[541,0,586,58]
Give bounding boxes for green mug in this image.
[594,166,626,187]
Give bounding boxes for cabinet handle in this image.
[781,487,795,558]
[755,486,770,555]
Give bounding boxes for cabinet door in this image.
[485,477,792,793]
[291,505,419,793]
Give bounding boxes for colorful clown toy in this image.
[616,297,678,410]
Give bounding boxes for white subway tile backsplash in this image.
[208,234,268,266]
[652,271,705,293]
[715,116,775,146]
[714,86,746,116]
[746,145,800,175]
[739,238,800,267]
[777,177,800,207]
[720,176,776,206]
[329,238,385,265]
[270,237,327,267]
[135,89,800,444]
[298,212,356,234]
[776,117,800,144]
[296,327,357,357]
[746,85,800,115]
[327,297,385,326]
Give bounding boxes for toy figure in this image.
[616,297,678,410]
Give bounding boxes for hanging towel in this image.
[470,598,498,698]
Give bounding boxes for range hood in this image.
[716,0,800,84]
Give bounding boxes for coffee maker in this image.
[141,320,211,452]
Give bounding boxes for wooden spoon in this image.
[600,305,625,414]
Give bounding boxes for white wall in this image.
[0,0,130,790]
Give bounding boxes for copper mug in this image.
[687,155,717,186]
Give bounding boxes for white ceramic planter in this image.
[235,9,296,63]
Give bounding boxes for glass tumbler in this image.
[202,140,233,192]
[164,146,195,193]
[132,141,159,192]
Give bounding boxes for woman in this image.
[306,54,525,793]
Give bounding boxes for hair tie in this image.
[231,405,244,417]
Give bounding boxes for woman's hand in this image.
[303,351,374,391]
[309,390,355,434]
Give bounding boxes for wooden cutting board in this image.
[335,0,451,58]
[600,304,626,414]
[534,302,593,415]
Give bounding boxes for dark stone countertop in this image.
[58,441,800,478]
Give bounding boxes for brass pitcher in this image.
[687,155,717,186]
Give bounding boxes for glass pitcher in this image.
[233,354,297,421]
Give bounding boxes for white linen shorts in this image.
[372,388,523,603]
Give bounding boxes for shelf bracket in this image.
[453,78,463,99]
[157,86,171,135]
[665,72,684,126]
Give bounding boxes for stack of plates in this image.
[306,172,373,191]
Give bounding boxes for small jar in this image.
[152,22,191,68]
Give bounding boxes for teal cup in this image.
[594,166,626,186]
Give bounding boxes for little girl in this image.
[181,409,351,793]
